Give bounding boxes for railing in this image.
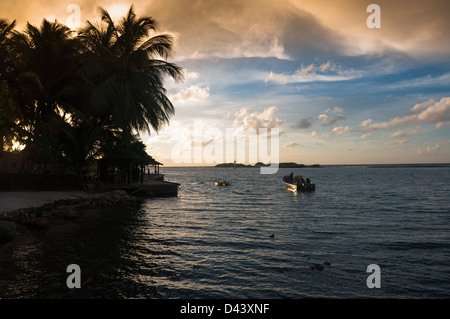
[0,173,79,191]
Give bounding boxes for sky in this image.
[1,0,450,165]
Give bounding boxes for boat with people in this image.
[282,172,315,192]
[215,180,230,186]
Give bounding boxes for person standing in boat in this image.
[289,172,294,183]
[297,176,305,189]
[306,178,311,187]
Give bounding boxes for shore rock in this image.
[0,221,18,243]
[31,217,49,229]
[2,190,142,231]
[62,208,77,219]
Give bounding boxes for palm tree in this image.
[78,5,184,136]
[0,19,16,80]
[0,19,16,64]
[9,19,82,168]
[0,19,17,154]
[0,81,16,152]
[0,19,15,39]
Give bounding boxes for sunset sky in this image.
[1,0,450,165]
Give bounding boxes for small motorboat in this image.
[215,180,230,186]
[282,175,297,190]
[282,172,315,192]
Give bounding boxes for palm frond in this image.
[137,34,175,59]
[0,19,16,43]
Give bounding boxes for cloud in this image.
[332,107,344,114]
[436,121,450,128]
[265,61,358,84]
[5,0,450,63]
[387,126,421,138]
[417,143,441,156]
[283,142,301,148]
[409,100,437,115]
[291,117,316,129]
[323,125,351,136]
[185,71,201,81]
[331,125,351,135]
[234,106,285,134]
[360,119,373,127]
[322,114,346,126]
[378,73,450,92]
[319,98,448,141]
[290,0,450,59]
[386,140,409,149]
[140,0,302,60]
[4,0,294,61]
[170,85,210,103]
[291,106,346,133]
[365,97,450,131]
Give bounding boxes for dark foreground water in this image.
[1,165,450,299]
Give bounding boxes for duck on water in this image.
[282,172,315,192]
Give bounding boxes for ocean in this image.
[1,165,450,299]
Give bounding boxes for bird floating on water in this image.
[310,264,324,271]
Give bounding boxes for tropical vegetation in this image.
[0,6,183,182]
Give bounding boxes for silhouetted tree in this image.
[78,5,184,135]
[0,7,182,186]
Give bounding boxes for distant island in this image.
[215,162,321,168]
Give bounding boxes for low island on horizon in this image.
[215,162,321,168]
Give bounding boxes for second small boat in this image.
[215,180,230,186]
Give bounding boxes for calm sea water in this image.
[1,165,450,299]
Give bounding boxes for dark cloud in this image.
[322,114,347,126]
[277,8,345,60]
[2,0,449,61]
[290,117,316,129]
[146,0,310,60]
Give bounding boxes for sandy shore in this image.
[0,191,91,214]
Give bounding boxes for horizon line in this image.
[160,162,450,167]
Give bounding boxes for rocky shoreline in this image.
[0,190,143,244]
